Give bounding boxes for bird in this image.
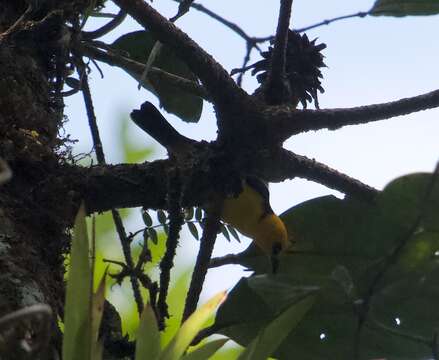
[221,176,289,272]
[131,102,290,271]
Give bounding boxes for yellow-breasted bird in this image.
[131,103,290,269]
[221,176,289,267]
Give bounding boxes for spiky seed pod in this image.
[250,30,326,108]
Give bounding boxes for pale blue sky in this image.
[65,1,439,302]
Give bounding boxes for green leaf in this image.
[182,339,228,360]
[142,210,153,227]
[195,207,203,222]
[215,172,439,359]
[161,270,193,347]
[63,204,92,360]
[158,210,168,225]
[185,207,195,221]
[371,0,439,16]
[238,296,314,360]
[91,273,106,342]
[160,291,227,360]
[187,222,199,240]
[220,224,231,242]
[148,228,159,245]
[112,31,203,122]
[135,304,161,360]
[227,225,240,242]
[91,273,106,359]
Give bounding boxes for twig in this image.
[295,11,369,33]
[236,43,254,87]
[77,60,144,316]
[0,4,33,40]
[264,0,294,105]
[82,9,127,39]
[79,64,105,163]
[157,170,184,329]
[170,0,195,22]
[171,0,264,51]
[209,253,245,268]
[77,42,210,100]
[269,88,439,141]
[112,209,144,316]
[112,0,247,108]
[182,201,222,322]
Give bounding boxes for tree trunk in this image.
[0,1,78,357]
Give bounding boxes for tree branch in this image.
[68,144,378,215]
[268,89,439,141]
[295,11,369,33]
[112,0,248,108]
[182,201,222,322]
[72,161,169,213]
[209,252,246,268]
[264,0,294,105]
[259,149,379,201]
[76,42,210,101]
[130,101,195,154]
[171,0,264,52]
[82,9,127,39]
[157,170,184,329]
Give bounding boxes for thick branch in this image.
[112,0,248,108]
[268,89,439,141]
[73,161,169,213]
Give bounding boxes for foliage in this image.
[214,173,439,359]
[65,0,439,359]
[63,204,106,360]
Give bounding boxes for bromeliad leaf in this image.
[63,204,92,360]
[135,304,161,360]
[159,291,227,360]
